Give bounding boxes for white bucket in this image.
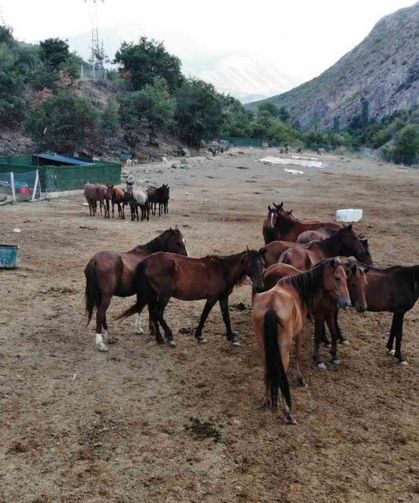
[336,208,363,223]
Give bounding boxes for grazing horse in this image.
[252,259,351,424]
[111,186,128,219]
[126,185,149,221]
[84,183,113,217]
[263,261,368,367]
[271,209,341,242]
[117,250,265,347]
[84,228,189,352]
[279,225,373,269]
[344,263,419,364]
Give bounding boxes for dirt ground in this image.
[0,149,418,503]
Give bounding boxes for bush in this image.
[100,99,120,139]
[26,91,98,153]
[393,125,419,164]
[0,41,26,125]
[220,96,253,137]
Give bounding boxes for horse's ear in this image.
[330,258,337,268]
[258,247,267,255]
[363,266,370,273]
[268,205,271,211]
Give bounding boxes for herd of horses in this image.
[84,200,419,424]
[83,182,170,221]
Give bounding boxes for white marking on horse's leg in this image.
[317,362,327,370]
[389,349,396,356]
[399,360,409,366]
[134,313,144,334]
[95,333,109,352]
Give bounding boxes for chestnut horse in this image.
[117,250,265,347]
[344,263,419,364]
[85,228,189,352]
[111,186,128,219]
[263,261,368,367]
[279,225,373,269]
[262,206,279,244]
[252,259,351,424]
[271,209,341,242]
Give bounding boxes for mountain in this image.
[246,2,419,129]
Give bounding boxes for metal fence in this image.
[0,170,42,203]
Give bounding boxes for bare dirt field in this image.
[0,149,418,503]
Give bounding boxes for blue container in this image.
[0,244,19,269]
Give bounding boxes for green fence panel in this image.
[221,137,264,147]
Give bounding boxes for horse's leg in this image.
[313,317,326,369]
[153,297,175,346]
[194,297,218,343]
[335,310,348,345]
[295,330,307,387]
[279,335,296,424]
[95,294,112,352]
[386,313,397,355]
[112,201,115,218]
[327,314,341,365]
[219,296,239,346]
[150,300,166,344]
[392,313,407,365]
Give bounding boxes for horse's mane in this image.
[316,226,348,255]
[280,260,329,305]
[139,229,177,253]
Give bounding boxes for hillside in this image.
[247,2,419,129]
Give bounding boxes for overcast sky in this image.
[1,0,415,101]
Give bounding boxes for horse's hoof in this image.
[197,336,207,344]
[398,360,408,366]
[135,328,144,335]
[332,359,341,366]
[388,349,396,356]
[231,338,241,347]
[297,378,308,388]
[96,343,109,352]
[285,415,297,425]
[168,340,177,347]
[340,339,350,346]
[317,362,327,370]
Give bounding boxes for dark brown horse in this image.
[271,209,341,242]
[345,263,419,364]
[111,186,128,219]
[84,183,113,217]
[263,260,368,367]
[85,228,189,352]
[279,225,373,269]
[147,184,170,216]
[118,250,265,347]
[252,259,351,423]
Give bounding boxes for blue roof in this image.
[33,153,94,166]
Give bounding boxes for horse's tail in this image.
[84,259,100,325]
[263,309,291,409]
[116,262,153,319]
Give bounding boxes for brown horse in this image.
[84,183,113,218]
[279,225,373,270]
[252,259,351,424]
[271,209,341,242]
[262,206,279,244]
[296,228,337,243]
[263,260,368,367]
[117,250,265,347]
[85,228,189,352]
[260,240,299,267]
[344,263,419,364]
[111,186,128,219]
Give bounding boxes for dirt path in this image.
[0,149,418,503]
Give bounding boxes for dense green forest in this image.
[0,24,417,163]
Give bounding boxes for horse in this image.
[84,228,189,352]
[260,240,299,267]
[343,263,419,364]
[147,184,169,216]
[296,228,337,244]
[252,259,351,424]
[117,249,265,347]
[111,186,128,219]
[279,225,373,270]
[263,260,368,367]
[84,183,113,217]
[126,185,149,221]
[262,206,279,244]
[271,209,341,242]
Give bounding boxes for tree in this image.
[115,37,183,92]
[100,99,120,139]
[393,125,419,164]
[26,91,98,153]
[258,102,279,118]
[220,96,253,137]
[39,38,70,70]
[278,106,290,122]
[175,78,224,146]
[119,78,176,147]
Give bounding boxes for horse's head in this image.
[322,258,351,309]
[164,227,189,256]
[106,184,114,198]
[244,249,265,292]
[345,260,369,313]
[266,206,278,228]
[340,225,373,265]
